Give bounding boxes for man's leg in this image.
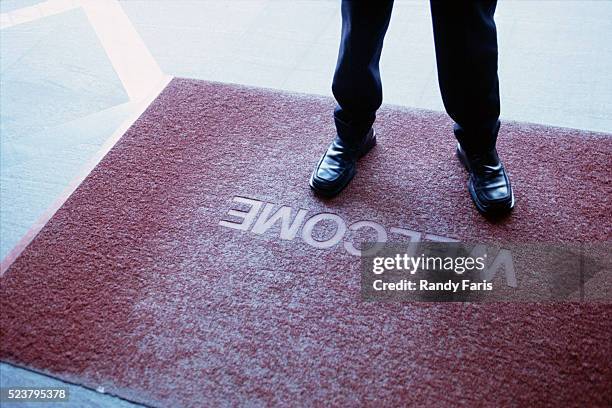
[430,0,514,215]
[430,0,500,150]
[310,0,394,197]
[332,0,394,142]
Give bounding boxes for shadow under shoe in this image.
[309,128,376,198]
[456,142,515,215]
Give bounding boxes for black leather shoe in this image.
[456,142,514,215]
[310,128,376,197]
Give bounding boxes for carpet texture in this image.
[1,78,611,407]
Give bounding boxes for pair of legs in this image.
[311,0,513,215]
[333,0,500,148]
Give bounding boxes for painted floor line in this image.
[80,0,165,100]
[0,74,173,277]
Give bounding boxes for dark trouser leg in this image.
[430,0,500,152]
[332,0,394,143]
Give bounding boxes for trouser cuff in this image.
[453,120,500,153]
[334,105,376,143]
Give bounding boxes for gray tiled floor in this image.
[121,0,612,133]
[0,0,41,13]
[0,363,144,408]
[1,6,131,259]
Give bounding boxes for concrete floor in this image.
[1,1,611,406]
[1,363,144,408]
[121,0,612,132]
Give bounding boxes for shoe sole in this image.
[309,131,377,198]
[456,146,515,216]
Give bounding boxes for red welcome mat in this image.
[1,78,611,407]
